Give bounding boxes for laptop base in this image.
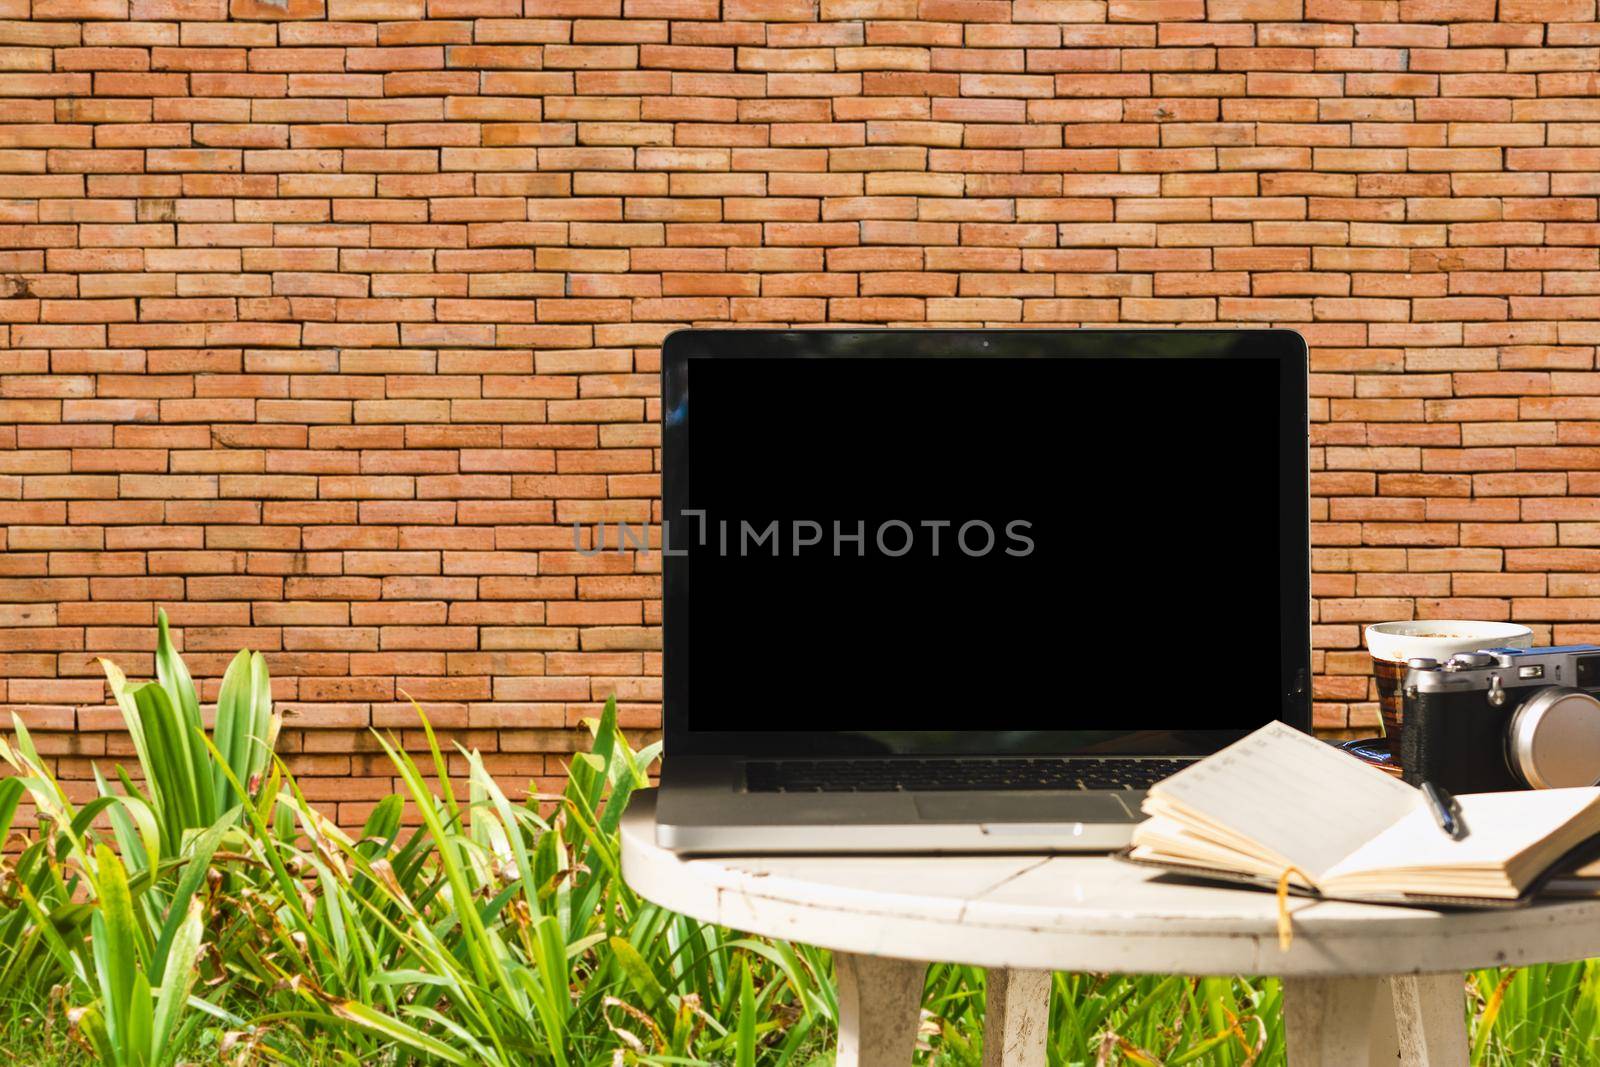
[656,756,1146,855]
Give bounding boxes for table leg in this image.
[1283,973,1467,1067]
[834,954,925,1067]
[982,969,1051,1067]
[1282,976,1398,1066]
[1391,973,1469,1067]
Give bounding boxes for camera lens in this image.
[1579,656,1600,687]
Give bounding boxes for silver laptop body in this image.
[654,329,1311,854]
[656,756,1174,853]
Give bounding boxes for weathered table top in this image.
[622,789,1600,976]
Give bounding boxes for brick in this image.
[0,0,1591,815]
[1499,0,1593,17]
[33,0,128,15]
[230,0,326,14]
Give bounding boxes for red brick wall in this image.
[2,0,1599,814]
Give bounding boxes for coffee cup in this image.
[1364,620,1534,764]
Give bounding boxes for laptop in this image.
[655,328,1310,853]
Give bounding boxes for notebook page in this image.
[1322,788,1600,891]
[1148,721,1421,879]
[1130,816,1316,885]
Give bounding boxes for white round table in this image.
[622,790,1600,1067]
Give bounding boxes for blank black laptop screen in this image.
[673,339,1304,749]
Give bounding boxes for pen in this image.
[1422,781,1469,842]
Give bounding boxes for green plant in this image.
[1469,962,1600,1066]
[0,615,264,1066]
[69,845,208,1067]
[1,624,1599,1066]
[102,610,275,850]
[0,619,833,1066]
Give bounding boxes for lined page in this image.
[1147,721,1421,879]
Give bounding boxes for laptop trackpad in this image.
[914,793,1136,824]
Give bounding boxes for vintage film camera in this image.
[1402,645,1600,794]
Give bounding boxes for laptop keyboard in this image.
[744,757,1195,793]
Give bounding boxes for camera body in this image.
[1402,645,1600,793]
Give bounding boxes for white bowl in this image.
[1365,620,1534,664]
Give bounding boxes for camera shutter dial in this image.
[1507,687,1600,789]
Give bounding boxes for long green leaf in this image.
[92,843,140,1057]
[735,956,757,1067]
[526,915,572,1067]
[211,649,255,814]
[154,610,214,826]
[153,610,200,735]
[332,1000,472,1065]
[132,683,202,842]
[610,935,670,1008]
[0,776,25,842]
[151,898,204,1063]
[248,651,275,786]
[101,660,157,816]
[127,969,155,1067]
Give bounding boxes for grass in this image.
[0,617,1596,1065]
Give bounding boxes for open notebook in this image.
[1126,721,1600,907]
